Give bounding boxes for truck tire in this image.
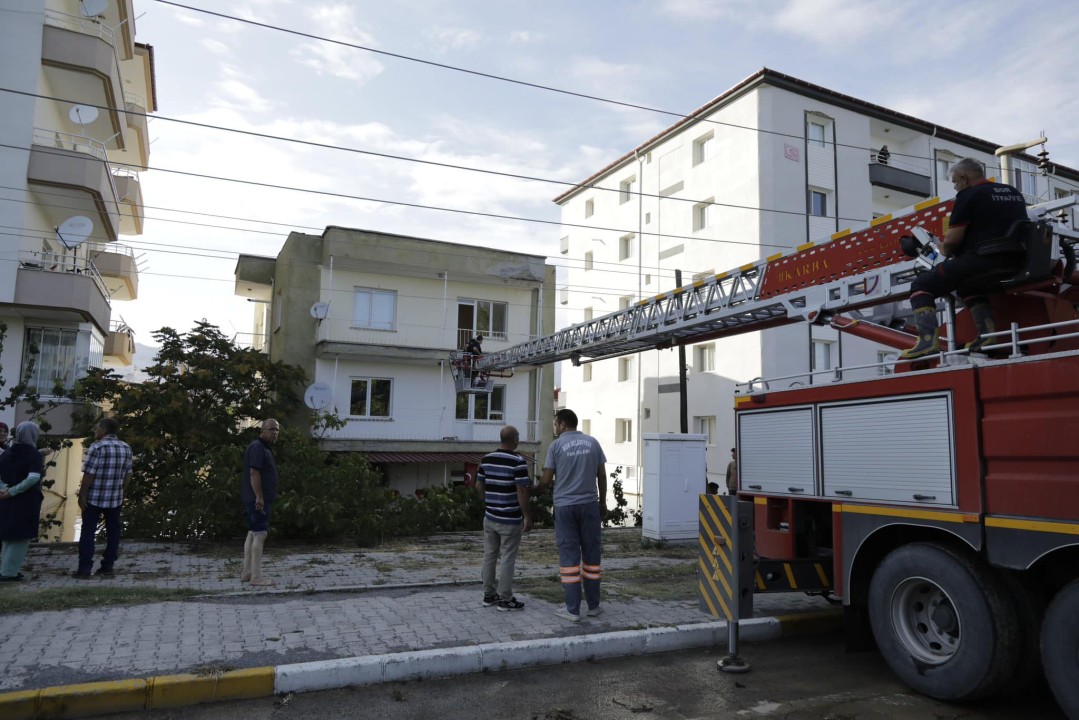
[867,542,1020,701]
[1041,580,1079,719]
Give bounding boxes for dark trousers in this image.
[79,504,122,573]
[909,252,1024,309]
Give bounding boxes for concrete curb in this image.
[0,610,841,719]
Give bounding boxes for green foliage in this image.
[72,322,307,540]
[605,465,642,528]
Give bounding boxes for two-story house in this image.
[555,68,1079,504]
[0,0,156,540]
[235,227,555,495]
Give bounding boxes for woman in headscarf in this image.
[0,421,45,581]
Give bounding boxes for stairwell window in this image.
[694,343,715,372]
[584,198,594,218]
[615,418,633,443]
[809,190,828,217]
[808,121,826,148]
[583,363,592,382]
[693,199,714,231]
[694,416,717,445]
[619,175,636,204]
[619,233,635,261]
[693,132,714,165]
[353,288,396,330]
[618,356,634,382]
[585,251,594,271]
[350,378,392,418]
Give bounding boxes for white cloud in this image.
[774,0,902,45]
[508,30,544,45]
[200,38,230,55]
[211,66,273,113]
[290,4,385,83]
[658,0,759,20]
[423,26,483,53]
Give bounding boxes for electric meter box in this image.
[642,433,708,541]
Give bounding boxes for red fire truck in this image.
[464,192,1079,715]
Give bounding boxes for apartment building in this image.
[556,68,1079,501]
[0,0,156,540]
[235,227,555,496]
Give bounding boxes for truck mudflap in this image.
[985,515,1079,569]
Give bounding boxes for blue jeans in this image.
[554,502,602,615]
[78,504,122,574]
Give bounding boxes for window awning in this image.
[363,452,487,464]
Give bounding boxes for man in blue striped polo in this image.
[477,425,532,611]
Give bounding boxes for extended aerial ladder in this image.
[466,194,1078,375]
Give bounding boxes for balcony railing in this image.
[19,250,110,305]
[87,240,135,260]
[232,332,269,352]
[44,8,116,45]
[315,319,522,352]
[868,152,931,198]
[317,415,540,443]
[32,127,120,211]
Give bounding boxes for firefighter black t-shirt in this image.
[949,181,1028,254]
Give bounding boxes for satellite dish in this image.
[56,216,93,248]
[310,302,329,320]
[303,382,333,410]
[80,0,108,17]
[69,105,99,125]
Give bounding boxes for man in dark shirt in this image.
[241,418,280,587]
[901,158,1029,358]
[476,425,531,611]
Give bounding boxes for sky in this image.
[116,0,1079,348]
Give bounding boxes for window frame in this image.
[349,377,393,418]
[809,190,828,217]
[693,132,715,166]
[353,287,397,331]
[619,175,636,204]
[619,233,635,261]
[808,121,826,148]
[22,326,101,397]
[615,418,633,444]
[694,415,717,446]
[694,343,716,372]
[693,199,714,231]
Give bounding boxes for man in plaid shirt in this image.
[75,417,132,578]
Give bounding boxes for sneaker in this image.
[496,597,524,612]
[586,605,603,617]
[482,593,501,607]
[554,607,581,623]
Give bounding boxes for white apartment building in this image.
[235,227,555,496]
[0,0,155,540]
[556,68,1079,502]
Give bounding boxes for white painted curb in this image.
[275,617,780,694]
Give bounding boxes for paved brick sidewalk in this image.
[0,531,833,693]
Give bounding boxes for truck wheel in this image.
[1041,580,1079,718]
[868,542,1019,701]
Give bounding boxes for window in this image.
[583,364,592,382]
[693,132,714,165]
[694,416,717,446]
[584,306,593,322]
[808,121,826,148]
[615,418,633,443]
[581,419,591,434]
[455,385,505,421]
[618,356,634,382]
[812,340,834,371]
[459,299,508,341]
[809,190,828,217]
[560,236,569,254]
[619,233,635,261]
[584,198,594,218]
[353,288,396,330]
[645,212,651,224]
[23,327,102,396]
[694,343,715,372]
[619,295,634,310]
[693,199,713,231]
[644,273,652,285]
[625,465,637,479]
[619,175,636,204]
[559,286,569,305]
[877,350,898,376]
[350,378,392,417]
[584,251,594,271]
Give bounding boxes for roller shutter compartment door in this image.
[738,407,816,496]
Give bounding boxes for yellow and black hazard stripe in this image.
[755,558,833,593]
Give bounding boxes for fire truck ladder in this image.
[473,195,1078,374]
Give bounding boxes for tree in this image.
[74,321,308,539]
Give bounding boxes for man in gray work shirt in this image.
[541,408,607,622]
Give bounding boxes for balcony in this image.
[14,399,99,438]
[29,128,121,241]
[86,241,138,301]
[104,320,135,365]
[108,95,150,171]
[41,10,126,151]
[868,152,931,198]
[112,170,144,235]
[15,251,111,333]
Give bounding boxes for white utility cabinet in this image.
[642,433,707,541]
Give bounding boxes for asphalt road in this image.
[97,632,1064,720]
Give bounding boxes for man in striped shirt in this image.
[477,425,531,611]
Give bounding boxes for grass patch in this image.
[0,586,205,614]
[606,561,699,602]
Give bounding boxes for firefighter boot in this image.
[965,303,996,353]
[899,307,941,359]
